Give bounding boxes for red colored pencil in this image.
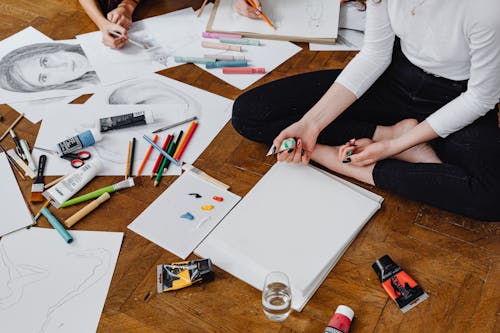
[150,134,172,178]
[173,121,198,161]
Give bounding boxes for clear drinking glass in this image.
[262,271,292,322]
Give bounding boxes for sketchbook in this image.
[195,163,383,311]
[128,167,241,259]
[0,152,35,237]
[0,228,123,333]
[207,0,340,44]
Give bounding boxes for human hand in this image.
[338,138,395,166]
[107,5,133,29]
[100,21,128,49]
[235,0,262,19]
[273,119,320,165]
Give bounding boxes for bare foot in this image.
[373,119,442,163]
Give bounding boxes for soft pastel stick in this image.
[223,67,266,74]
[206,60,248,69]
[219,37,260,46]
[174,56,214,64]
[201,41,242,52]
[202,31,242,39]
[41,207,73,244]
[204,54,246,61]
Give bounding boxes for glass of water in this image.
[262,271,292,322]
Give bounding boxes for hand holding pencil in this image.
[236,0,275,30]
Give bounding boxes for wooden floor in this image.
[1,1,499,332]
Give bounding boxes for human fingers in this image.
[116,15,132,29]
[235,0,261,18]
[107,12,118,23]
[292,139,303,164]
[253,0,262,11]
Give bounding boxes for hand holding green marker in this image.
[266,138,296,156]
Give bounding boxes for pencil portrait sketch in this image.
[0,43,99,93]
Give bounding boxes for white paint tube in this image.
[43,159,102,208]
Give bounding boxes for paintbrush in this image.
[30,154,47,202]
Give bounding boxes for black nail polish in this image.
[301,149,305,156]
[342,158,351,164]
[288,148,294,153]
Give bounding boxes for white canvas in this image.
[195,163,382,311]
[310,29,364,51]
[211,0,340,39]
[0,152,34,236]
[0,228,123,333]
[0,27,100,103]
[128,170,240,259]
[35,76,232,176]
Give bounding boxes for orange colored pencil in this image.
[173,121,199,160]
[137,134,158,176]
[246,0,275,30]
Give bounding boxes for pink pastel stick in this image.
[222,67,266,74]
[202,31,242,39]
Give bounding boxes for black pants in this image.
[232,41,500,221]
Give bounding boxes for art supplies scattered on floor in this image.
[65,192,111,228]
[324,305,354,333]
[61,178,134,207]
[6,149,36,178]
[40,206,73,243]
[372,255,429,313]
[57,129,102,155]
[157,258,214,292]
[29,154,47,202]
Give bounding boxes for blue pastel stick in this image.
[205,60,248,69]
[41,207,73,244]
[142,135,180,166]
[174,56,214,64]
[219,37,261,46]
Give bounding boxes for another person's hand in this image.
[338,139,394,166]
[107,5,133,29]
[273,118,320,165]
[100,21,128,49]
[235,0,262,19]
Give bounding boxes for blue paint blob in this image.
[181,212,195,220]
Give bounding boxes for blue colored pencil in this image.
[142,135,180,166]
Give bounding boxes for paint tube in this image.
[372,255,429,313]
[43,159,102,208]
[57,129,102,155]
[99,111,154,132]
[157,259,214,293]
[324,305,354,333]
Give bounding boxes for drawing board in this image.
[128,169,241,259]
[310,29,364,51]
[0,27,100,103]
[0,228,123,333]
[0,152,34,237]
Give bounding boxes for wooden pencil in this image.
[125,140,132,180]
[0,113,24,141]
[197,0,209,17]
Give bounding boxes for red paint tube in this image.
[324,305,354,333]
[372,255,429,313]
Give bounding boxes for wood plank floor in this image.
[1,1,499,332]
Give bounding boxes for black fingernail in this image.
[301,149,305,156]
[342,158,351,164]
[288,148,294,153]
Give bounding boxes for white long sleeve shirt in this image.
[335,0,500,137]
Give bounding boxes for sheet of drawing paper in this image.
[195,163,382,311]
[310,29,364,51]
[35,77,232,176]
[0,152,34,236]
[8,95,79,123]
[76,8,197,85]
[178,4,302,90]
[0,227,123,333]
[211,0,339,39]
[0,27,100,103]
[128,170,240,259]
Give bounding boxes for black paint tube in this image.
[99,111,154,132]
[372,255,429,313]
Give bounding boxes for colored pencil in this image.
[34,200,51,221]
[142,135,180,166]
[137,134,158,176]
[246,0,276,30]
[107,30,146,49]
[0,144,25,180]
[125,140,132,180]
[152,116,197,134]
[0,113,24,142]
[173,121,198,160]
[45,175,65,189]
[154,134,177,187]
[197,0,209,17]
[129,137,136,177]
[151,134,172,178]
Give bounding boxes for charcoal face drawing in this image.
[0,43,99,93]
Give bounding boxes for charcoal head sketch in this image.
[0,43,99,92]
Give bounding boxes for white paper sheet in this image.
[76,8,200,85]
[211,0,339,39]
[0,27,100,103]
[8,95,79,123]
[195,163,382,311]
[0,227,123,333]
[128,170,240,259]
[310,29,364,51]
[35,76,232,176]
[0,152,34,236]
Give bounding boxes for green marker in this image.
[60,178,135,207]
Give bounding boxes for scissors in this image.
[34,147,92,168]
